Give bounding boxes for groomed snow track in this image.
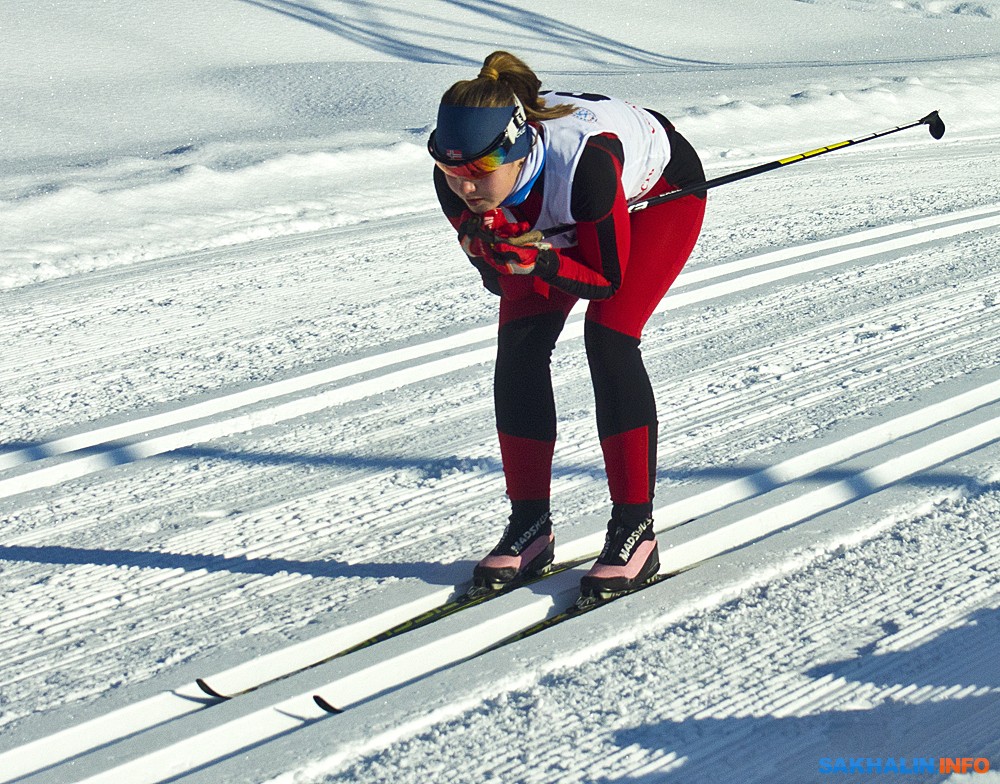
[1,202,999,783]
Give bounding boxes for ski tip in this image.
[195,678,230,700]
[313,694,344,714]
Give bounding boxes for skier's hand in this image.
[457,210,493,261]
[458,209,531,254]
[482,209,532,241]
[485,240,557,276]
[457,209,554,277]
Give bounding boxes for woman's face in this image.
[443,159,524,213]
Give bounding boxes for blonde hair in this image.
[441,51,576,122]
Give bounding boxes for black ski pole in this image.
[527,111,945,242]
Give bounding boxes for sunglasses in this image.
[429,96,527,179]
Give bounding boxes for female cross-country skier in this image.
[429,51,706,599]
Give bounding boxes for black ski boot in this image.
[579,511,659,601]
[472,512,554,592]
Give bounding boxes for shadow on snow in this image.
[236,0,723,68]
[590,606,1000,783]
[0,542,467,584]
[1,438,991,490]
[599,694,1000,784]
[0,434,993,585]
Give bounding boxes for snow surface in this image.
[1,1,999,782]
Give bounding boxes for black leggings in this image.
[493,189,704,519]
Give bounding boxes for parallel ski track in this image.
[3,238,996,551]
[1,238,995,554]
[0,202,995,502]
[0,214,479,445]
[1,399,996,784]
[0,199,998,474]
[508,530,1000,783]
[317,490,1000,784]
[1,206,999,735]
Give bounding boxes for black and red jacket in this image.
[435,113,704,301]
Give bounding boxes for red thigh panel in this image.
[587,193,705,338]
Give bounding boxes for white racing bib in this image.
[533,92,672,247]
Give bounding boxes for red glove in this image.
[457,211,494,262]
[487,240,548,275]
[482,209,532,240]
[457,209,555,276]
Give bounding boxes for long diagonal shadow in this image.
[598,606,1000,782]
[237,0,724,68]
[440,0,723,67]
[1,438,988,491]
[237,0,478,64]
[2,436,991,497]
[0,437,992,581]
[0,543,469,584]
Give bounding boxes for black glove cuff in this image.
[533,248,559,280]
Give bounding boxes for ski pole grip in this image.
[506,230,546,247]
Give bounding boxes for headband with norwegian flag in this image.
[428,94,530,166]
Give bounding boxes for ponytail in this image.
[441,50,576,122]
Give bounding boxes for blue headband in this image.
[429,97,531,164]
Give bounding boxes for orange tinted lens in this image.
[436,147,507,179]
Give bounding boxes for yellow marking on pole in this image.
[779,139,852,165]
